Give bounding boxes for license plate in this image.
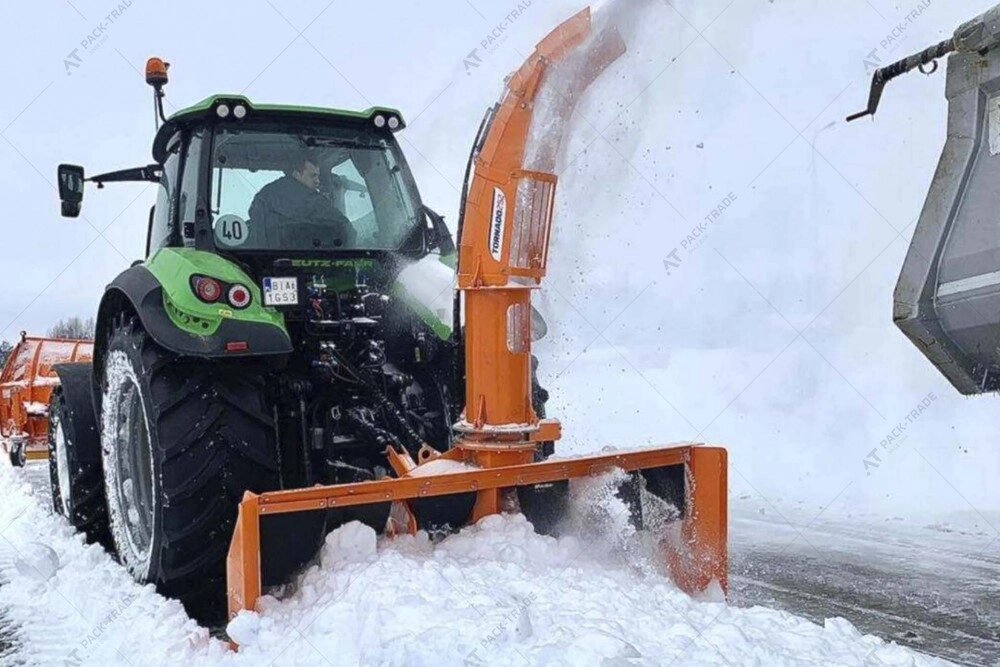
[262,277,298,306]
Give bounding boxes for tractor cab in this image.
[159,96,455,293]
[58,62,454,300]
[145,96,452,257]
[58,59,457,359]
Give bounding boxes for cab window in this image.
[209,123,422,251]
[149,137,181,253]
[178,129,204,247]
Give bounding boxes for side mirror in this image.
[57,164,85,218]
[424,206,456,255]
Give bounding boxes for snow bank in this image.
[0,455,946,666]
[229,513,947,666]
[0,457,228,666]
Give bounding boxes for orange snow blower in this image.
[227,7,727,624]
[0,334,93,466]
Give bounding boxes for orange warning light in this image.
[145,57,169,87]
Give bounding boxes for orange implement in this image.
[226,6,727,630]
[228,445,727,616]
[0,333,93,465]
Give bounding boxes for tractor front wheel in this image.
[100,318,281,623]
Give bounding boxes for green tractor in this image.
[49,59,545,622]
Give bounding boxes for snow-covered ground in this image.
[730,500,1000,666]
[1,0,998,665]
[0,459,966,666]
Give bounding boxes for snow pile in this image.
[0,456,948,666]
[230,514,946,666]
[0,458,227,666]
[406,458,479,477]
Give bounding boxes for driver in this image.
[249,153,357,247]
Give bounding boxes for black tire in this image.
[48,384,112,549]
[8,439,25,468]
[100,317,280,624]
[530,355,553,459]
[519,354,566,534]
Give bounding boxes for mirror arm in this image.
[89,164,162,188]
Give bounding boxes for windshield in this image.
[209,123,422,251]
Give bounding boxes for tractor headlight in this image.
[233,104,247,119]
[387,116,400,130]
[216,104,231,118]
[373,114,386,128]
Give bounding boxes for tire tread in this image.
[103,318,279,623]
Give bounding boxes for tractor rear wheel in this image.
[100,318,281,623]
[48,384,112,550]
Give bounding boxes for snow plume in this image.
[393,254,456,334]
[523,0,656,173]
[530,0,1000,519]
[556,468,703,591]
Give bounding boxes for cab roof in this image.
[152,94,406,163]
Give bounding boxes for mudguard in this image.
[50,362,101,463]
[96,249,292,364]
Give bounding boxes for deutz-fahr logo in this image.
[289,259,377,269]
[489,187,507,261]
